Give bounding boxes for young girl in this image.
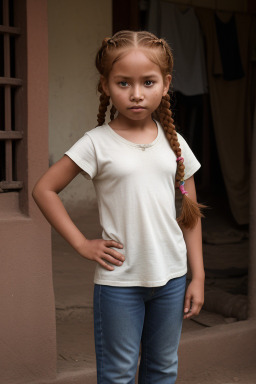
[33,30,205,383]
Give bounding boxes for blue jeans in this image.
[94,275,186,384]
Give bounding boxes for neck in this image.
[110,113,155,131]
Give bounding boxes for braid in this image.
[156,94,205,229]
[94,30,205,227]
[156,94,184,183]
[95,38,113,126]
[97,83,110,126]
[110,105,117,121]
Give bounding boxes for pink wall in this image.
[0,1,56,382]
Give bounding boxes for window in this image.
[0,0,26,194]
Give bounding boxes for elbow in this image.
[32,181,41,204]
[32,185,38,203]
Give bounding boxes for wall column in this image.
[0,1,56,382]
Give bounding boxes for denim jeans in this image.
[94,275,186,384]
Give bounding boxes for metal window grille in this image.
[0,0,23,192]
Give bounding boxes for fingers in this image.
[104,240,124,261]
[95,253,122,271]
[80,239,125,271]
[183,298,203,319]
[105,240,123,249]
[98,240,125,271]
[183,295,192,319]
[183,293,204,319]
[105,240,124,256]
[97,258,116,271]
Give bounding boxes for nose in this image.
[130,84,144,102]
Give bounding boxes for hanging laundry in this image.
[215,13,244,80]
[197,9,253,225]
[147,0,208,96]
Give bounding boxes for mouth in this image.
[129,106,146,110]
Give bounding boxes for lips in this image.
[129,106,145,110]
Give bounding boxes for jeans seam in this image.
[144,306,148,384]
[99,285,103,383]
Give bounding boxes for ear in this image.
[100,75,110,97]
[162,74,172,96]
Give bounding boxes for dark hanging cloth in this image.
[214,13,244,80]
[197,9,253,225]
[147,0,208,96]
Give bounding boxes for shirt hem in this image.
[93,268,187,288]
[64,152,94,179]
[184,163,201,180]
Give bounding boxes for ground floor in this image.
[44,199,256,384]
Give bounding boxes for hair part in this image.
[95,30,205,229]
[95,31,173,79]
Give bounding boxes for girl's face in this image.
[101,49,171,125]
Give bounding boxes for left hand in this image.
[183,278,204,319]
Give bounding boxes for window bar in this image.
[3,0,12,183]
[0,0,23,191]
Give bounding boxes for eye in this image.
[144,80,154,86]
[119,81,129,87]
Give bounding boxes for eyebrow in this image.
[113,74,160,79]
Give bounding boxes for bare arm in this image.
[181,176,205,319]
[32,155,124,270]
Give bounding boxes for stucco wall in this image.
[0,1,56,382]
[48,0,112,210]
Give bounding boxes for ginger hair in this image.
[95,30,205,229]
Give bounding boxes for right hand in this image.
[77,238,125,271]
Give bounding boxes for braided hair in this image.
[95,31,205,229]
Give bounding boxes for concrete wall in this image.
[0,1,56,382]
[0,2,112,382]
[48,0,112,210]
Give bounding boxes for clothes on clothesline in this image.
[196,9,253,225]
[148,0,208,96]
[214,13,244,80]
[147,1,255,224]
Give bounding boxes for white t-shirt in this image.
[65,121,201,287]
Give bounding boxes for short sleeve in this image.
[177,133,201,180]
[65,133,97,180]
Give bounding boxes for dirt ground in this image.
[51,192,254,383]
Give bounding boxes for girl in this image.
[33,31,205,383]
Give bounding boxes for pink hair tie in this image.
[176,157,184,163]
[179,180,188,195]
